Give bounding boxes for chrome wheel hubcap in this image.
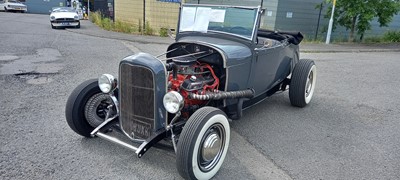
[202,132,222,162]
[199,123,225,172]
[305,71,314,97]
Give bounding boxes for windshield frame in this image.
[177,4,261,41]
[52,7,76,13]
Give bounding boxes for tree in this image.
[324,0,400,42]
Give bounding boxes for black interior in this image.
[257,29,304,45]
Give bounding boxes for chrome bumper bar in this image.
[94,129,167,158]
[89,93,167,158]
[96,132,139,152]
[89,93,141,154]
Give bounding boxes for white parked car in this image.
[50,7,80,29]
[0,0,27,13]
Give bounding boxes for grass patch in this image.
[138,19,142,33]
[144,21,154,35]
[90,11,102,26]
[363,36,383,43]
[114,20,135,33]
[101,17,113,31]
[383,30,400,42]
[89,11,161,36]
[361,31,400,43]
[159,27,168,37]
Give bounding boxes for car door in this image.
[251,41,291,95]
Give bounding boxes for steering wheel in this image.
[229,26,252,35]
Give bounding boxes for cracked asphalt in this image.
[1,13,400,180]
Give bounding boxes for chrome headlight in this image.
[74,15,79,20]
[163,91,184,114]
[98,74,117,93]
[50,16,55,20]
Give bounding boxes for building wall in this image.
[274,0,323,40]
[262,0,278,30]
[25,0,66,14]
[93,0,108,15]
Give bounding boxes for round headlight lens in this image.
[74,15,79,20]
[98,74,117,93]
[163,91,184,114]
[50,16,55,20]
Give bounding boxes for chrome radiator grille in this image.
[54,18,76,23]
[119,63,155,139]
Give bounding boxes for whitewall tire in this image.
[289,59,316,107]
[176,107,230,180]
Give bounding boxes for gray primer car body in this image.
[65,4,314,180]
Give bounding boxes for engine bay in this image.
[165,43,225,117]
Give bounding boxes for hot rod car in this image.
[65,4,316,180]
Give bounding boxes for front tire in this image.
[65,79,114,137]
[76,22,80,28]
[289,59,316,107]
[176,107,230,180]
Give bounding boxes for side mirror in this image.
[168,29,176,40]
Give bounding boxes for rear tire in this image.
[289,59,316,107]
[176,107,230,180]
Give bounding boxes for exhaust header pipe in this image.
[189,89,254,100]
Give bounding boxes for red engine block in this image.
[168,74,205,107]
[168,63,219,108]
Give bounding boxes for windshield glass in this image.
[9,0,20,3]
[52,7,75,13]
[179,5,259,40]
